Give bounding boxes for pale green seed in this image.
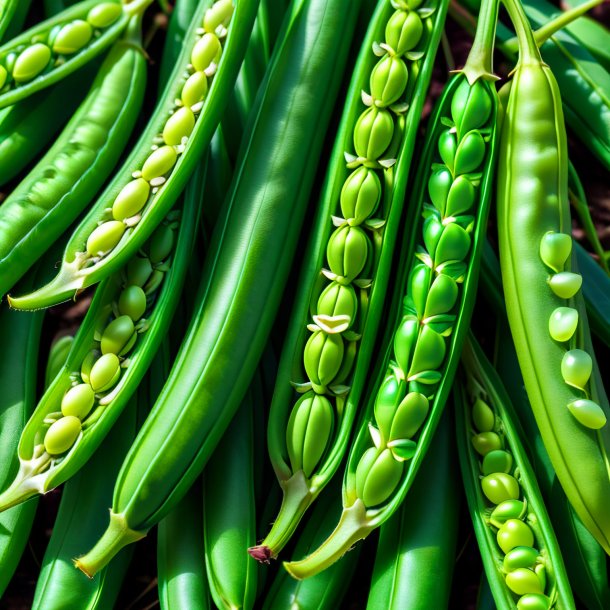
[148,225,175,264]
[409,263,432,318]
[191,33,222,72]
[472,398,495,432]
[101,315,136,356]
[126,257,153,287]
[89,353,121,393]
[118,285,147,320]
[454,130,486,174]
[61,383,95,419]
[326,225,370,282]
[428,167,452,214]
[112,178,150,220]
[561,349,592,390]
[80,349,98,384]
[86,221,126,256]
[549,307,578,342]
[141,146,177,181]
[385,10,423,56]
[52,20,93,54]
[503,546,539,572]
[389,392,429,441]
[394,315,419,373]
[497,519,534,554]
[540,231,572,273]
[163,107,196,146]
[451,78,493,137]
[0,65,6,89]
[489,499,525,528]
[317,282,357,323]
[423,274,458,318]
[374,372,406,440]
[433,222,471,265]
[340,167,381,222]
[438,129,456,171]
[181,71,208,107]
[203,0,234,33]
[87,3,122,28]
[44,416,82,455]
[482,450,513,476]
[517,594,552,610]
[445,176,476,218]
[535,564,546,592]
[548,271,582,299]
[358,447,403,507]
[353,107,394,162]
[472,431,502,455]
[567,399,607,429]
[370,54,408,107]
[505,568,544,596]
[481,472,520,504]
[13,43,51,83]
[303,331,344,392]
[407,325,446,377]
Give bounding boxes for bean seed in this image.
[503,546,539,572]
[374,372,406,439]
[303,331,344,392]
[191,33,222,72]
[471,431,502,455]
[112,178,151,220]
[454,130,486,174]
[203,0,234,33]
[505,568,544,596]
[317,282,357,323]
[516,593,552,610]
[548,271,582,299]
[438,129,457,171]
[141,145,178,181]
[0,65,6,89]
[370,55,408,107]
[86,220,126,256]
[548,306,578,342]
[87,3,123,29]
[126,257,153,287]
[52,20,93,55]
[481,472,520,504]
[13,43,51,83]
[44,416,82,455]
[433,222,471,265]
[560,349,592,390]
[80,349,98,384]
[497,519,534,554]
[385,10,423,56]
[424,274,458,318]
[148,225,175,264]
[101,315,136,356]
[451,79,493,136]
[356,447,403,507]
[539,231,572,273]
[482,449,513,475]
[489,499,525,527]
[181,71,208,108]
[326,225,370,282]
[389,392,429,441]
[61,383,95,419]
[340,167,381,222]
[428,167,452,213]
[353,107,394,162]
[407,325,446,376]
[472,398,494,432]
[118,285,147,320]
[445,175,476,217]
[567,399,607,429]
[409,263,432,318]
[163,107,196,145]
[89,353,121,393]
[394,315,419,373]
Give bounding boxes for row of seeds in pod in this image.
[0,3,123,91]
[540,232,607,429]
[352,78,493,509]
[469,396,555,610]
[285,0,426,481]
[42,220,177,457]
[82,0,234,264]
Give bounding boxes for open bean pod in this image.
[0,166,202,511]
[255,0,449,561]
[9,0,259,310]
[456,336,575,610]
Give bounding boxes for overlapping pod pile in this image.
[540,232,606,429]
[0,0,131,107]
[288,0,430,499]
[457,337,575,610]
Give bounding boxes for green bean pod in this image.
[456,336,575,610]
[203,387,258,610]
[498,0,610,555]
[252,0,449,561]
[9,0,259,310]
[0,0,146,109]
[0,17,147,299]
[366,411,458,610]
[0,167,202,511]
[75,0,362,577]
[283,0,499,579]
[262,478,361,610]
[0,283,44,596]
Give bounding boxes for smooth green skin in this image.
[262,480,361,610]
[158,484,210,610]
[203,396,257,610]
[10,0,259,310]
[284,50,499,578]
[0,21,146,299]
[0,0,131,109]
[481,244,610,610]
[367,411,458,610]
[456,337,575,610]
[0,289,43,596]
[259,0,449,559]
[0,63,95,188]
[31,396,139,610]
[76,0,361,577]
[0,170,202,511]
[0,0,31,43]
[496,4,610,555]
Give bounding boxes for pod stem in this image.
[460,0,500,83]
[534,0,604,45]
[501,0,541,64]
[123,0,155,16]
[282,500,373,580]
[248,470,314,561]
[74,511,146,577]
